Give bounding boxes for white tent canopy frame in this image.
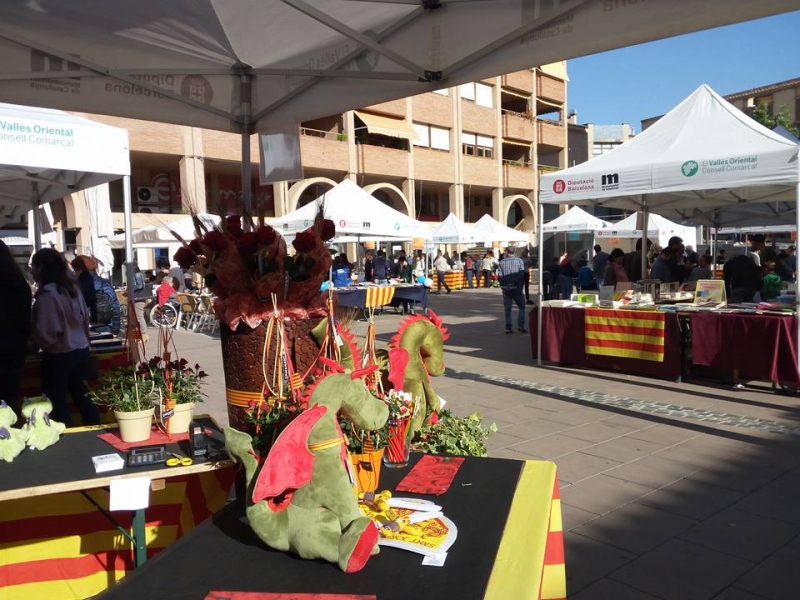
[109,214,220,249]
[0,1,794,212]
[429,213,490,245]
[473,213,529,246]
[269,179,429,241]
[595,212,698,249]
[541,206,612,234]
[537,84,800,368]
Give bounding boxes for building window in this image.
[461,132,494,158]
[459,82,493,108]
[432,88,449,96]
[412,123,450,151]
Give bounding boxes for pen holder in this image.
[383,417,411,469]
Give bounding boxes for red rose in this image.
[292,230,317,253]
[238,231,260,254]
[188,239,204,255]
[225,215,243,238]
[256,225,277,246]
[202,230,228,252]
[173,246,197,269]
[321,219,336,241]
[428,412,440,426]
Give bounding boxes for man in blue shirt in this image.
[591,244,609,287]
[497,248,527,334]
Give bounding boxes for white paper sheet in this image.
[109,477,151,511]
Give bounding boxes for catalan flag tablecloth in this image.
[584,308,666,362]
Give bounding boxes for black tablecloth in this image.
[98,454,524,600]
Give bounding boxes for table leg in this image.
[132,508,148,567]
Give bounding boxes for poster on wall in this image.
[259,122,304,185]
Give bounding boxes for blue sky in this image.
[567,11,800,131]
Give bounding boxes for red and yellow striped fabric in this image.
[584,308,665,362]
[0,470,235,600]
[485,461,565,600]
[365,286,395,308]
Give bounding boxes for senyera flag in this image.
[584,308,665,362]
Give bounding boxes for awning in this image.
[503,139,531,147]
[354,111,419,141]
[501,89,532,100]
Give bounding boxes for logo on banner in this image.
[29,50,82,95]
[393,223,400,231]
[601,173,619,191]
[681,160,699,177]
[363,221,372,229]
[181,75,213,105]
[553,179,566,194]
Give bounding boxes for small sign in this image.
[110,476,151,511]
[694,279,726,305]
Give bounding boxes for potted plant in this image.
[89,366,157,443]
[144,356,207,435]
[413,410,498,457]
[340,411,388,494]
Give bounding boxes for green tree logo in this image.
[681,160,699,177]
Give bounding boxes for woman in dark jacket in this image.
[0,240,32,404]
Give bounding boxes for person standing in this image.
[30,248,99,426]
[363,251,375,282]
[748,234,765,267]
[481,251,495,288]
[591,244,610,287]
[0,241,32,405]
[372,250,389,285]
[497,247,527,333]
[520,248,533,304]
[603,249,629,288]
[433,250,451,294]
[462,252,475,289]
[783,246,796,281]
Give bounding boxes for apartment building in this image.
[3,64,569,268]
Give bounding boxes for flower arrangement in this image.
[143,356,207,405]
[383,389,419,467]
[172,207,336,330]
[244,388,304,452]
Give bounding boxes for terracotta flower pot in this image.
[350,448,385,494]
[115,407,155,443]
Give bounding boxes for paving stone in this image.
[552,451,623,484]
[570,577,662,600]
[625,423,704,445]
[610,539,754,600]
[581,436,667,463]
[678,507,800,563]
[500,417,573,440]
[535,406,613,426]
[636,478,745,521]
[490,404,556,423]
[686,463,788,493]
[604,454,702,488]
[483,431,529,452]
[711,587,775,599]
[560,503,600,531]
[558,420,639,443]
[564,532,638,595]
[509,433,595,459]
[734,474,800,525]
[560,474,655,515]
[734,545,800,600]
[573,503,697,555]
[487,446,534,461]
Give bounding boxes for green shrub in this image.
[413,409,497,457]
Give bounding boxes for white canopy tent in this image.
[595,212,698,249]
[473,214,529,246]
[538,84,800,367]
[109,213,220,249]
[0,102,130,248]
[430,213,490,245]
[541,206,612,234]
[269,179,429,240]
[0,1,794,211]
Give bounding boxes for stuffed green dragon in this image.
[224,359,389,572]
[0,400,29,462]
[381,310,449,433]
[21,396,65,451]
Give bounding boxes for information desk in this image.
[529,306,683,380]
[335,284,428,311]
[0,417,235,600]
[98,456,565,600]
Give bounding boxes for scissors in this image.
[166,452,193,467]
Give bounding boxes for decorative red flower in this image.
[173,246,197,269]
[428,411,440,426]
[256,225,278,246]
[292,230,317,253]
[321,219,336,241]
[225,215,243,238]
[202,230,228,252]
[188,239,204,255]
[238,231,260,254]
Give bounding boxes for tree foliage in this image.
[750,103,799,138]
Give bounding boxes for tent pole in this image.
[536,196,544,367]
[796,172,800,372]
[641,195,648,281]
[123,175,135,306]
[240,73,253,221]
[31,201,42,251]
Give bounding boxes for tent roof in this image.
[430,213,489,245]
[0,3,794,134]
[473,214,528,244]
[541,206,611,233]
[269,179,428,239]
[109,213,219,248]
[540,84,800,213]
[0,102,129,217]
[595,211,696,241]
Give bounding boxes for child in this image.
[761,261,782,300]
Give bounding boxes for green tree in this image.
[750,103,800,138]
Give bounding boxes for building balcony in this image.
[362,98,406,118]
[356,144,409,178]
[536,73,566,105]
[502,110,534,141]
[461,102,497,135]
[502,71,534,94]
[299,128,350,171]
[503,161,536,191]
[537,164,561,186]
[413,147,454,182]
[462,155,498,187]
[537,119,566,150]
